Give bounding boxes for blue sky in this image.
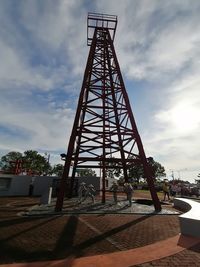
[0,0,200,182]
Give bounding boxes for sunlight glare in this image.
[170,103,200,133]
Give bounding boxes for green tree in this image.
[105,158,122,179]
[128,157,166,183]
[76,168,96,177]
[51,164,64,177]
[128,162,143,183]
[147,157,166,179]
[0,151,23,173]
[23,150,51,176]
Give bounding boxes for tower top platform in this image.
[87,12,117,46]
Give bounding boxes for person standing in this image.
[110,181,119,203]
[78,182,87,203]
[171,181,178,197]
[84,184,96,203]
[162,180,170,201]
[124,182,133,206]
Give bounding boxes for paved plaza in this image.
[0,193,200,266]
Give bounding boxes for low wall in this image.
[0,174,55,197]
[0,174,101,197]
[174,198,200,237]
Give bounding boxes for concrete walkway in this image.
[1,234,200,267]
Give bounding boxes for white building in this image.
[0,174,110,197]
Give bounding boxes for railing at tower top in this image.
[87,12,118,46]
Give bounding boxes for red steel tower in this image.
[55,13,161,212]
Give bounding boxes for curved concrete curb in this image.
[174,198,200,237]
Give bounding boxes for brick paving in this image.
[0,196,200,266]
[80,214,179,250]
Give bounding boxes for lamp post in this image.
[169,169,175,180]
[172,170,174,180]
[60,153,67,161]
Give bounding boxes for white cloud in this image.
[96,0,200,81]
[0,39,70,91]
[142,71,200,179]
[0,0,85,161]
[0,0,88,92]
[0,94,75,154]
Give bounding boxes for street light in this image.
[169,169,175,180]
[169,168,187,181]
[60,153,67,161]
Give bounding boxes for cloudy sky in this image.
[0,0,200,182]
